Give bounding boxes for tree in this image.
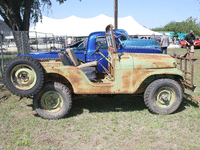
[0,0,81,54]
[152,17,200,37]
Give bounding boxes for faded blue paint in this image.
[114,29,161,49]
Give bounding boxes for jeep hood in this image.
[120,53,177,69]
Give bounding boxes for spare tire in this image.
[3,56,45,97]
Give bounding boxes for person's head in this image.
[162,33,165,36]
[189,30,193,35]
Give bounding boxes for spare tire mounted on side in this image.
[3,56,45,97]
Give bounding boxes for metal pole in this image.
[65,35,67,48]
[114,0,118,29]
[53,34,55,49]
[36,32,38,51]
[45,33,47,51]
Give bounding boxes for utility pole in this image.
[114,0,118,29]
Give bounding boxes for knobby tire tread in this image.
[144,78,182,114]
[3,56,45,97]
[33,82,72,119]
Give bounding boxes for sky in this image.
[38,0,200,29]
[0,0,200,29]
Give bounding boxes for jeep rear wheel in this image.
[144,79,182,114]
[33,82,72,119]
[3,56,44,97]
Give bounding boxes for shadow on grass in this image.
[27,93,199,119]
[68,93,200,117]
[66,95,146,118]
[67,94,199,118]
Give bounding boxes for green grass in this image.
[0,48,200,149]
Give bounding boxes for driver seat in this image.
[66,48,79,66]
[66,48,97,68]
[59,48,97,80]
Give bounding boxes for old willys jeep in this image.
[3,25,195,119]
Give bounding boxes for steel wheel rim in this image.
[10,64,37,90]
[41,91,63,113]
[154,86,176,108]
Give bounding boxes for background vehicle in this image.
[114,29,161,49]
[180,38,200,48]
[20,31,161,72]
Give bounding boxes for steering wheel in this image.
[90,43,103,57]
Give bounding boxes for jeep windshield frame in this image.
[105,24,117,54]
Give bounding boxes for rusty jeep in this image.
[3,25,195,119]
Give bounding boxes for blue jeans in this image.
[161,47,167,54]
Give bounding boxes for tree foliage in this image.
[0,0,81,54]
[0,0,81,31]
[152,17,200,37]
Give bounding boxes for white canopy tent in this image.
[30,14,161,36]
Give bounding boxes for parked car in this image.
[180,38,200,48]
[194,38,200,48]
[114,29,161,49]
[20,30,161,73]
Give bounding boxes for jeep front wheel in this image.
[144,79,182,114]
[33,82,72,119]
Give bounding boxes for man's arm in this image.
[160,41,162,46]
[160,37,163,46]
[168,38,169,46]
[185,41,190,46]
[185,35,190,46]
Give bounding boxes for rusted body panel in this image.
[40,53,183,94]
